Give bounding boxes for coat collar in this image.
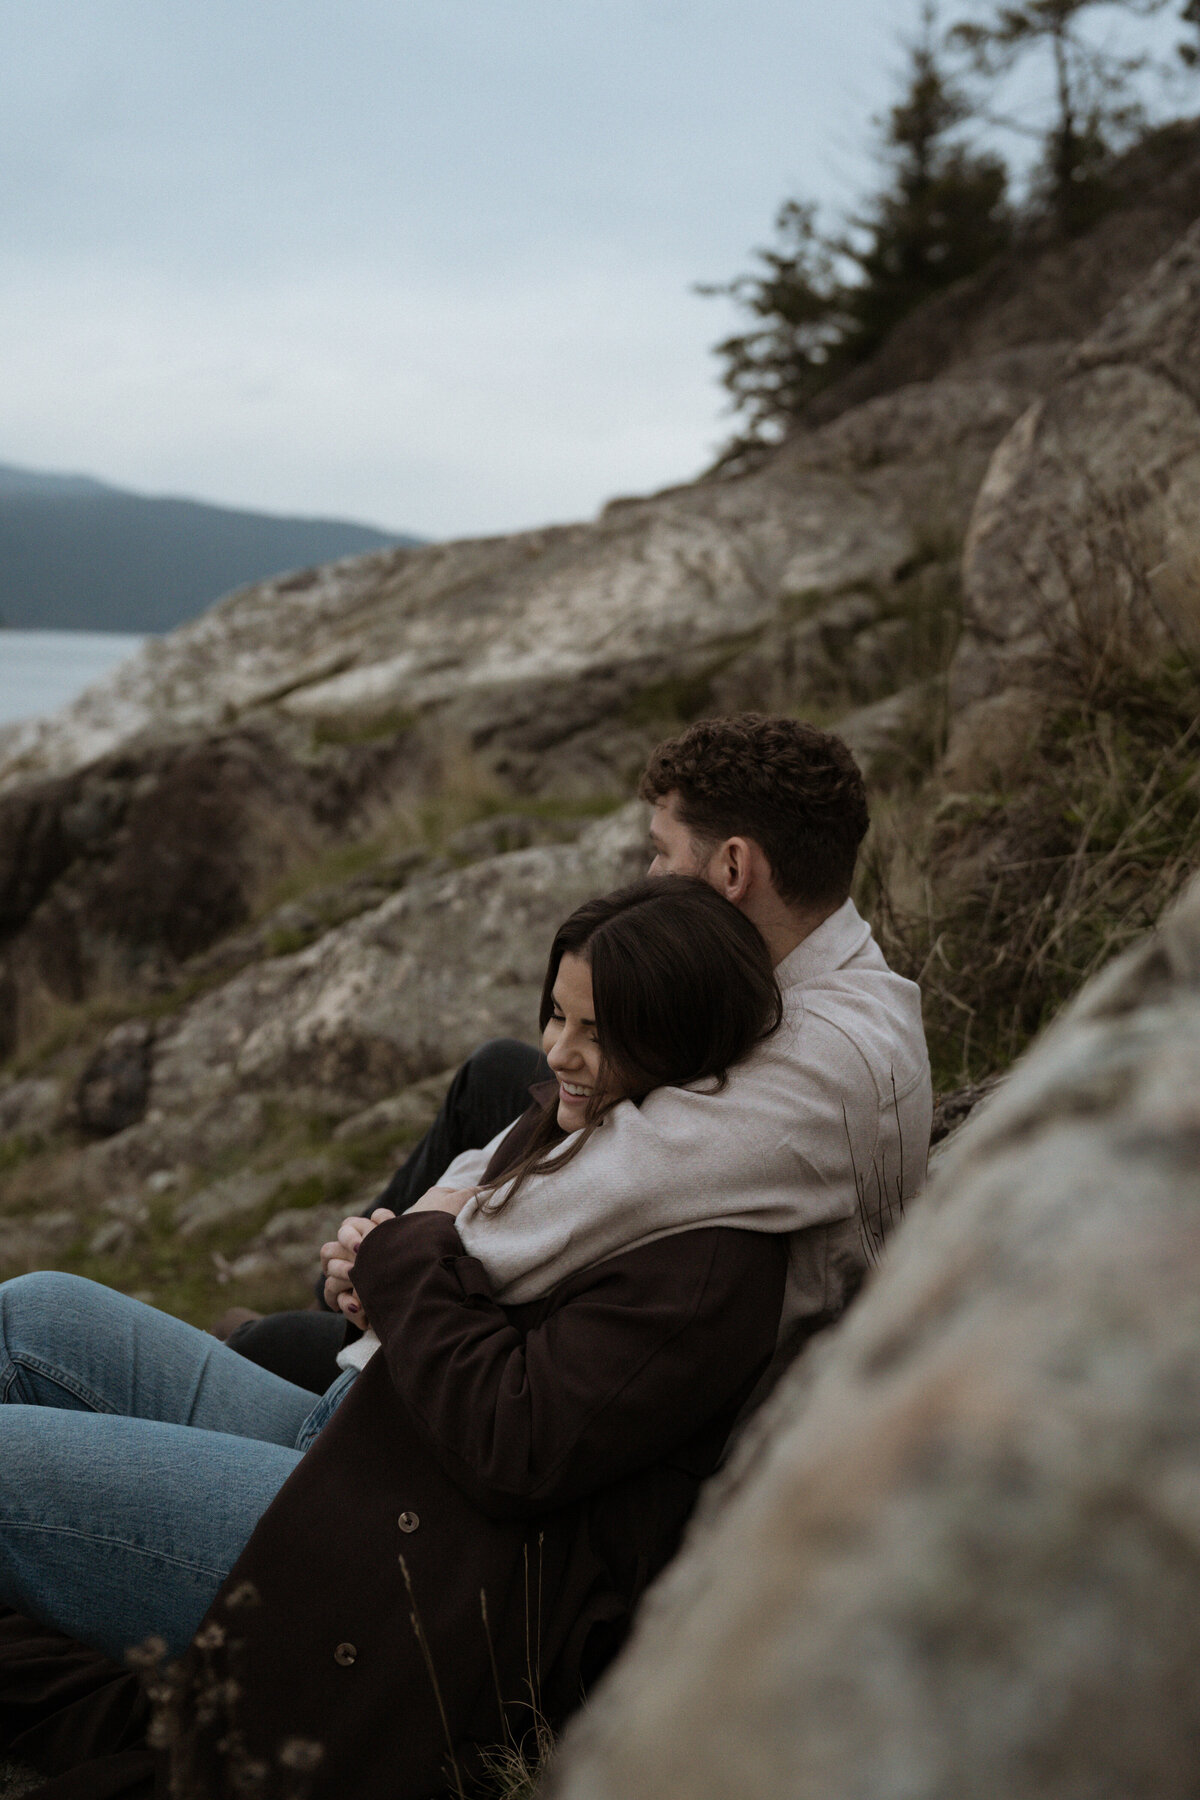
[774,898,871,991]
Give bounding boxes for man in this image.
[225,713,932,1390]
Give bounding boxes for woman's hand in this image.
[320,1192,473,1323]
[320,1208,397,1325]
[406,1186,477,1218]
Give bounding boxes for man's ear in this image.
[713,836,756,905]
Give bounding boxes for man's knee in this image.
[226,1310,348,1395]
[464,1037,543,1087]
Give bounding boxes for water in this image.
[0,629,147,725]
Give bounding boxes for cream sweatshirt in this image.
[442,899,932,1349]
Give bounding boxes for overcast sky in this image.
[0,1,1185,539]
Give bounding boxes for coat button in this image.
[397,1511,420,1533]
[333,1642,357,1666]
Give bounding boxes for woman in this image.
[0,878,786,1800]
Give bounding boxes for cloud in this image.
[0,251,736,535]
[0,0,903,535]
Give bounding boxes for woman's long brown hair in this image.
[478,875,782,1210]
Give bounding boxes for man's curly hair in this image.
[639,713,869,911]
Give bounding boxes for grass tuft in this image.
[861,509,1200,1087]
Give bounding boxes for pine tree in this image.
[702,6,1010,460]
[1180,0,1200,65]
[839,7,1011,362]
[948,0,1172,233]
[698,201,853,461]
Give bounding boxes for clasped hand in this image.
[319,1185,477,1327]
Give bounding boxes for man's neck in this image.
[748,896,842,968]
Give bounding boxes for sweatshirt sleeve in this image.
[350,1211,786,1519]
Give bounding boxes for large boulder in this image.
[0,729,353,1057]
[148,802,647,1118]
[3,804,647,1220]
[952,216,1200,722]
[550,870,1200,1800]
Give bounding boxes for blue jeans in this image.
[0,1272,354,1662]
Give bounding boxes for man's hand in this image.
[320,1207,396,1324]
[407,1185,477,1218]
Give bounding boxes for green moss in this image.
[0,1134,43,1177]
[263,925,313,958]
[268,1167,359,1214]
[257,835,403,914]
[337,1122,426,1174]
[623,635,762,729]
[311,705,418,747]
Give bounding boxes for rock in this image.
[0,1209,80,1274]
[0,1076,62,1140]
[833,681,940,786]
[73,1019,156,1136]
[332,1068,457,1144]
[443,814,586,862]
[145,804,646,1123]
[792,366,1048,481]
[88,1217,136,1257]
[953,217,1200,713]
[174,1157,338,1238]
[550,872,1200,1800]
[0,729,355,1055]
[840,617,912,693]
[939,685,1044,792]
[708,589,885,719]
[928,1074,1004,1147]
[51,1092,268,1212]
[217,1203,351,1286]
[173,1169,284,1238]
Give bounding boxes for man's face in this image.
[647,793,715,884]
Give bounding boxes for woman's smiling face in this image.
[542,952,613,1132]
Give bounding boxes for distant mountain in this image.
[0,462,423,632]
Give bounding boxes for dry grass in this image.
[861,511,1200,1088]
[877,677,1198,1085]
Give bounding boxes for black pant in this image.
[225,1038,547,1393]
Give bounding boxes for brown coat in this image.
[174,1213,786,1798]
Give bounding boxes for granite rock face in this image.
[146,802,646,1122]
[0,727,365,1058]
[0,805,647,1254]
[549,872,1200,1800]
[954,217,1200,714]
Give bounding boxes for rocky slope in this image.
[0,359,1030,801]
[0,119,1199,1800]
[0,152,1197,1338]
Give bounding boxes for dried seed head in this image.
[278,1738,325,1772]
